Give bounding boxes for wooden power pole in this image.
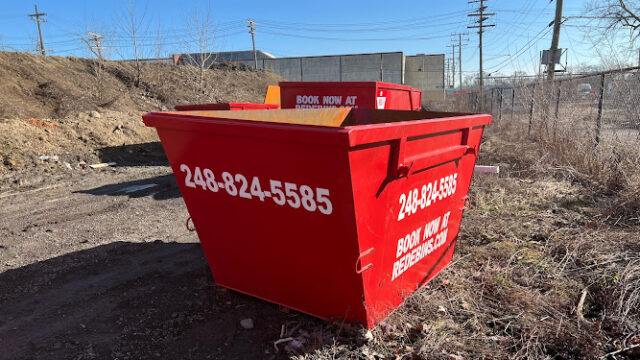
[247,19,258,69]
[87,32,104,59]
[459,33,463,91]
[452,32,468,91]
[468,0,495,109]
[547,0,564,81]
[448,42,456,89]
[29,4,47,55]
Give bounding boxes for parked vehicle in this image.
[577,83,596,99]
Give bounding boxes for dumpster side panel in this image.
[279,82,422,111]
[280,83,375,109]
[152,121,368,324]
[346,116,490,328]
[376,85,416,111]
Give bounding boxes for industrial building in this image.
[147,50,445,102]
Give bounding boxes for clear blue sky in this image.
[0,0,637,78]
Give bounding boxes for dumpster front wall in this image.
[153,123,370,324]
[346,118,489,327]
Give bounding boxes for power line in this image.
[486,25,553,74]
[259,30,451,42]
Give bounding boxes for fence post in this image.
[498,88,503,123]
[554,82,561,119]
[553,81,561,141]
[490,88,495,114]
[511,87,515,121]
[528,83,536,136]
[595,73,605,146]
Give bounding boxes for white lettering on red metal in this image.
[294,94,359,109]
[179,164,333,215]
[397,173,457,221]
[391,211,451,281]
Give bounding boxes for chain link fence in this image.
[444,67,640,192]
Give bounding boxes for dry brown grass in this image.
[283,131,639,360]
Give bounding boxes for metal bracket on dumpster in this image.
[391,127,474,179]
[185,217,196,232]
[355,248,375,274]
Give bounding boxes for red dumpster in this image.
[142,108,491,328]
[174,103,279,111]
[280,82,422,110]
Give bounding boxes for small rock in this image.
[89,111,101,118]
[63,162,72,170]
[449,354,464,360]
[38,155,49,161]
[51,155,59,162]
[438,305,447,313]
[364,330,374,341]
[240,318,254,329]
[289,339,304,350]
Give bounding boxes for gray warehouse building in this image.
[173,50,445,102]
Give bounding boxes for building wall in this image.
[405,54,445,102]
[256,52,439,103]
[164,51,445,104]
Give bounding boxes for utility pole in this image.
[247,19,258,69]
[547,0,564,82]
[459,33,463,90]
[446,58,451,88]
[451,32,469,91]
[29,4,47,55]
[447,42,456,89]
[86,32,104,60]
[468,0,495,109]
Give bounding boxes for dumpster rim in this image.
[142,112,352,146]
[142,111,491,148]
[174,103,280,111]
[345,113,492,147]
[279,81,420,92]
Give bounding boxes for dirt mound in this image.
[0,51,280,119]
[0,51,281,177]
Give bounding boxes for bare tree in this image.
[589,0,640,41]
[115,0,150,87]
[154,24,165,60]
[183,5,217,92]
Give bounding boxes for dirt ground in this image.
[1,135,639,360]
[0,164,317,360]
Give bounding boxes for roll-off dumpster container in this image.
[143,108,491,328]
